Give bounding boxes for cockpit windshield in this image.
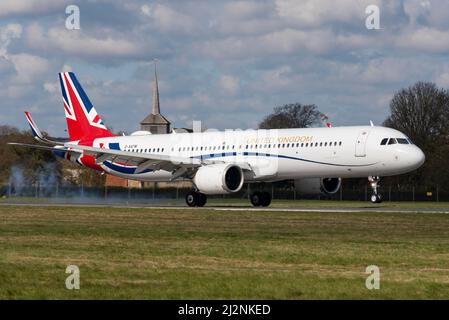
[380,137,411,145]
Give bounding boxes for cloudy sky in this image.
[1,0,449,136]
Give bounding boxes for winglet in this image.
[24,112,65,145]
[24,111,47,142]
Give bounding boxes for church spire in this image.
[151,59,160,115]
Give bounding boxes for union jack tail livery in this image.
[59,72,115,142]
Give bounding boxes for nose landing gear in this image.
[368,176,382,203]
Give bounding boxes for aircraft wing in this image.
[65,143,222,174]
[8,142,253,178]
[8,142,69,152]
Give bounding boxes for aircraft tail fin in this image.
[58,72,115,142]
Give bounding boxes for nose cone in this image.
[408,147,425,170]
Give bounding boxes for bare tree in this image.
[259,103,322,129]
[384,82,449,149]
[383,82,449,186]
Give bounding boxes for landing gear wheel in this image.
[250,192,262,206]
[185,191,199,207]
[197,193,207,207]
[250,191,272,207]
[185,191,207,207]
[260,191,272,207]
[370,194,382,204]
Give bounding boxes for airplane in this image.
[9,72,425,207]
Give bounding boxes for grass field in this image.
[1,204,449,299]
[3,196,449,209]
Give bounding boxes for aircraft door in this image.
[355,130,370,157]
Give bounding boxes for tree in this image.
[383,82,449,187]
[0,126,62,186]
[259,103,322,129]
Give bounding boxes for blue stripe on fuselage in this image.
[191,151,376,167]
[103,161,153,174]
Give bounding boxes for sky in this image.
[1,0,449,137]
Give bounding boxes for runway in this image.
[1,201,449,214]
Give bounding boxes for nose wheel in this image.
[368,176,382,204]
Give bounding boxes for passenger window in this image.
[339,141,342,146]
[380,138,388,145]
[388,138,397,145]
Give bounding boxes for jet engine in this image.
[193,164,244,194]
[294,178,341,195]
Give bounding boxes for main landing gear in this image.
[185,190,207,207]
[368,176,382,204]
[250,191,272,207]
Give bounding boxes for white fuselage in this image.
[91,125,425,182]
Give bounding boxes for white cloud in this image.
[9,53,51,84]
[396,27,449,53]
[275,0,378,27]
[44,81,58,93]
[141,3,199,34]
[0,24,23,58]
[26,23,142,58]
[219,75,240,96]
[434,66,449,88]
[0,0,69,17]
[222,1,271,19]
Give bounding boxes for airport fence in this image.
[1,182,448,203]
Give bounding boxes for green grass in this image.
[0,205,449,299]
[206,198,449,209]
[2,196,449,209]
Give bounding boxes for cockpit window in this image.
[397,138,409,144]
[380,138,388,145]
[388,138,397,145]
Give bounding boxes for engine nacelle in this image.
[294,178,341,195]
[193,164,244,195]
